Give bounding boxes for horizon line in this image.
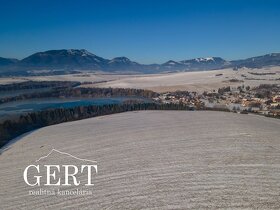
[1,49,280,64]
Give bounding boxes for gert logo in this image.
[23,149,98,188]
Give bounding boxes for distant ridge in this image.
[0,50,280,74]
[0,57,19,66]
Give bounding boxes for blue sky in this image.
[0,0,280,63]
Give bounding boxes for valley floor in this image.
[1,67,279,92]
[90,67,280,92]
[1,111,280,209]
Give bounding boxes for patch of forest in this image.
[0,81,80,91]
[0,86,159,104]
[0,102,193,149]
[0,70,81,77]
[248,72,276,76]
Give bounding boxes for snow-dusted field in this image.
[0,73,133,85]
[1,111,280,209]
[91,67,280,92]
[1,67,279,92]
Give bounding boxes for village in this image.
[154,84,280,118]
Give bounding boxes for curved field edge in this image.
[1,111,280,209]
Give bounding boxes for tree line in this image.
[0,87,159,104]
[0,81,80,91]
[0,102,191,148]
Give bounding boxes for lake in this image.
[0,97,149,120]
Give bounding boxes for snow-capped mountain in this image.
[106,57,143,71]
[19,49,109,69]
[160,57,229,71]
[231,53,280,68]
[161,60,185,69]
[109,57,132,64]
[180,57,229,70]
[1,49,280,74]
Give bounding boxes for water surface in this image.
[0,97,147,120]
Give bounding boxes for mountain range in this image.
[0,49,280,75]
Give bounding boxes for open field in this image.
[1,67,279,93]
[90,67,280,92]
[1,111,280,209]
[0,73,134,85]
